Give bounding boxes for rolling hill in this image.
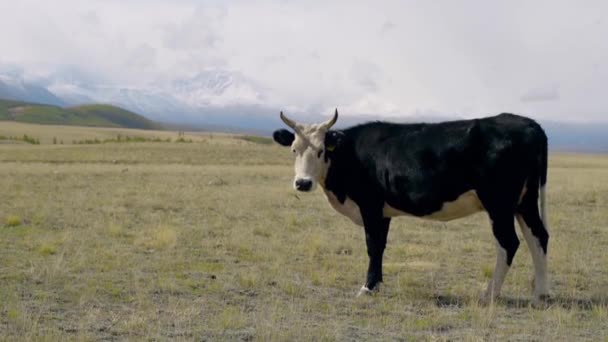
[0,99,159,129]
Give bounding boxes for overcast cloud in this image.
[0,0,607,122]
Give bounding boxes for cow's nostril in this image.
[295,179,313,191]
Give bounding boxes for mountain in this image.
[542,121,608,153]
[0,75,65,106]
[1,70,607,152]
[0,69,282,132]
[0,99,159,129]
[46,69,268,124]
[168,70,267,108]
[49,83,184,122]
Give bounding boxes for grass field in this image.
[0,99,159,130]
[1,123,607,340]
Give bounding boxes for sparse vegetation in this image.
[37,243,57,256]
[0,122,607,340]
[22,134,40,144]
[107,223,128,238]
[0,134,40,144]
[72,135,171,144]
[175,131,193,143]
[5,215,22,227]
[0,121,222,145]
[134,224,178,250]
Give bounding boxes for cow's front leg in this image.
[357,215,391,297]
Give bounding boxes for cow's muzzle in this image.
[295,178,313,192]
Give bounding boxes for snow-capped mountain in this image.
[43,69,272,123]
[169,70,268,108]
[0,68,285,132]
[4,69,608,152]
[48,82,184,122]
[0,74,65,106]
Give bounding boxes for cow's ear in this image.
[325,130,344,152]
[273,129,295,147]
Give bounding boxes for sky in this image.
[0,0,607,122]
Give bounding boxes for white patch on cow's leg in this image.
[482,240,510,305]
[357,286,372,297]
[356,283,380,297]
[516,215,549,303]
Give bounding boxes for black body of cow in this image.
[274,113,549,293]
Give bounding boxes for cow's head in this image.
[273,109,343,192]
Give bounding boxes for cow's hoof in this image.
[479,292,498,306]
[532,294,552,308]
[356,284,381,297]
[356,286,372,297]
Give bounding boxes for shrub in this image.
[5,215,22,227]
[22,134,40,144]
[38,243,57,256]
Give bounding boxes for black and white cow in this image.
[273,110,550,305]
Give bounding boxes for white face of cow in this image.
[291,124,330,192]
[273,110,339,192]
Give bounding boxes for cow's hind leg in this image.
[516,193,550,304]
[481,211,520,305]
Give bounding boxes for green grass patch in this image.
[0,98,159,129]
[37,243,57,256]
[5,215,22,227]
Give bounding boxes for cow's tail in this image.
[539,132,549,230]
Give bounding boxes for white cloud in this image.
[162,5,226,51]
[521,87,560,103]
[350,59,383,93]
[0,0,607,122]
[127,44,157,69]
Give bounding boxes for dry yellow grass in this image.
[0,121,226,144]
[0,122,607,340]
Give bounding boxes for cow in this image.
[272,109,550,305]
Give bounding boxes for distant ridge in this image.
[0,98,159,130]
[0,77,65,107]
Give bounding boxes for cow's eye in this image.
[292,149,296,154]
[317,149,323,158]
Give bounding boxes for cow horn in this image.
[322,108,338,129]
[280,111,297,130]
